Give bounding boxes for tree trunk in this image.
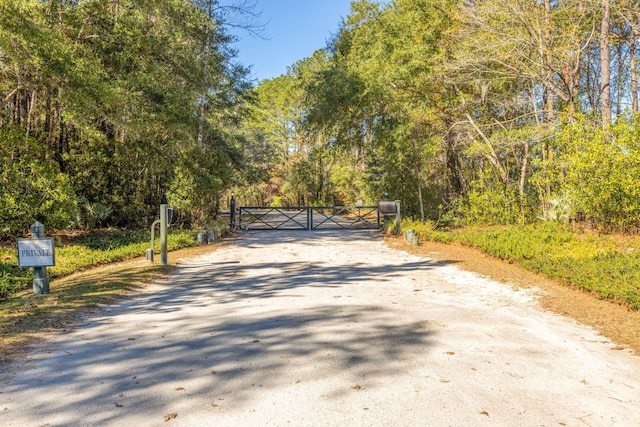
[543,0,555,126]
[196,2,213,147]
[518,140,529,224]
[411,138,425,222]
[542,46,553,205]
[632,27,638,116]
[616,36,624,118]
[600,0,611,127]
[444,115,463,198]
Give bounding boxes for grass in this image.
[1,228,205,299]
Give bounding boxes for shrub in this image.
[0,129,79,239]
[558,117,640,231]
[401,219,453,244]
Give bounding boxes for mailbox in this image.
[378,201,398,215]
[167,207,173,226]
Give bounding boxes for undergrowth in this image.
[0,228,201,300]
[403,221,640,310]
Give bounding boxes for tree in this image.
[601,0,612,126]
[0,0,254,235]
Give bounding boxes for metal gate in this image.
[237,206,381,231]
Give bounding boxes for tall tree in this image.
[0,0,254,235]
[601,0,612,126]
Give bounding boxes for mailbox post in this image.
[229,195,236,229]
[378,200,401,234]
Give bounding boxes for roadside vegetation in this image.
[0,229,205,300]
[400,219,640,310]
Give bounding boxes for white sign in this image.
[17,238,56,268]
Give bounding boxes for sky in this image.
[228,0,354,82]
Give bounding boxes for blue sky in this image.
[228,0,354,82]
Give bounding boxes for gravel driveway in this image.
[1,230,640,426]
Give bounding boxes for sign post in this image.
[17,222,55,294]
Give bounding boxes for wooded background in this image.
[2,0,639,238]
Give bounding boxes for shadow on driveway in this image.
[3,230,439,426]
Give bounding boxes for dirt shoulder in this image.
[386,236,640,355]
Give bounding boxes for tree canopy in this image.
[0,0,256,237]
[241,0,640,232]
[2,0,640,237]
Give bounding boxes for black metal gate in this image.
[237,206,381,231]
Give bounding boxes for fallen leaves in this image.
[164,413,178,422]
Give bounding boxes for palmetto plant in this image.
[539,195,573,224]
[84,202,113,229]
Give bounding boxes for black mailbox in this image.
[167,207,173,226]
[378,201,397,215]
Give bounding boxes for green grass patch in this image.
[0,228,201,300]
[405,221,640,310]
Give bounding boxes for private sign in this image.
[17,238,56,268]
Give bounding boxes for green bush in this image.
[0,129,79,239]
[558,117,640,231]
[0,247,32,300]
[0,272,30,301]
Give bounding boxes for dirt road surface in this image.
[2,230,640,426]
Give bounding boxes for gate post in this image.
[229,195,236,229]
